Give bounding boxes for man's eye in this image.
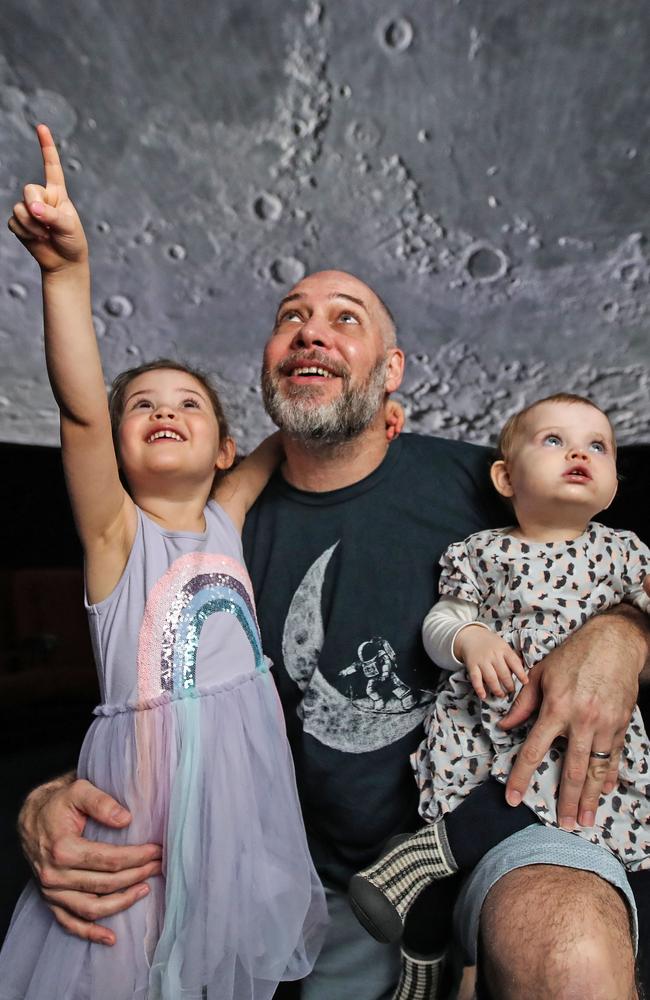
[338,312,359,325]
[543,434,562,446]
[278,310,301,323]
[590,441,606,453]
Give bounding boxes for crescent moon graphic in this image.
[282,543,433,754]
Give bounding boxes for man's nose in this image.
[291,315,332,350]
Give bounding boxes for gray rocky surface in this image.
[0,0,648,450]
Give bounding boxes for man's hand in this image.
[454,625,528,699]
[20,775,162,945]
[500,606,649,831]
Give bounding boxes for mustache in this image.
[274,350,350,380]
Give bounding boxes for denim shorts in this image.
[453,825,638,964]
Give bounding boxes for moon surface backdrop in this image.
[1,0,649,450]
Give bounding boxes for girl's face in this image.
[492,401,618,524]
[117,369,234,491]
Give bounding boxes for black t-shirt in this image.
[242,434,505,888]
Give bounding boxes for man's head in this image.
[261,270,404,446]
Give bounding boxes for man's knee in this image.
[479,865,636,1000]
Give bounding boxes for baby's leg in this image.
[349,779,540,945]
[444,776,540,868]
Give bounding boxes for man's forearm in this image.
[600,603,650,681]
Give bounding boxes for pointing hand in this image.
[8,124,88,272]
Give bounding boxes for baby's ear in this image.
[602,480,618,510]
[216,436,236,471]
[490,460,514,498]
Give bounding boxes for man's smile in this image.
[291,366,336,379]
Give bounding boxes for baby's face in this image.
[503,400,618,522]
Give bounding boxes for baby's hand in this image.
[385,399,405,441]
[453,625,528,699]
[8,124,88,272]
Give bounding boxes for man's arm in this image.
[500,603,650,830]
[19,775,162,945]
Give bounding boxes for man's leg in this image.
[301,885,400,1000]
[479,865,637,999]
[452,826,640,1000]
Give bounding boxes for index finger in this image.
[505,713,562,806]
[36,123,67,192]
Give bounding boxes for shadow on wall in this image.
[0,441,649,949]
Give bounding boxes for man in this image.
[19,271,650,998]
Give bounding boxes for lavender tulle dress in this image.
[0,502,327,1000]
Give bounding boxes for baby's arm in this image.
[423,597,527,699]
[8,126,133,600]
[212,431,283,532]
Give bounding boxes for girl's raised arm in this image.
[8,126,135,595]
[212,432,284,532]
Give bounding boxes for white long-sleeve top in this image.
[421,596,490,671]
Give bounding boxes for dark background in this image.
[1,440,649,941]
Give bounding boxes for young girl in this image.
[0,124,329,1000]
[349,393,650,957]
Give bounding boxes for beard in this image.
[261,351,388,446]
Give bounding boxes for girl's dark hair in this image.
[108,358,230,449]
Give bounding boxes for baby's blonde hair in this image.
[496,393,616,462]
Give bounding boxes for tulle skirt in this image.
[0,669,327,999]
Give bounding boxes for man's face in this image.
[261,270,403,444]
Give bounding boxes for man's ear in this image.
[216,436,237,471]
[384,348,405,394]
[491,459,514,498]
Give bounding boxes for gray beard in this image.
[261,356,388,446]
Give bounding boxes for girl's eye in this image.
[590,441,606,453]
[134,399,153,409]
[543,434,562,446]
[182,399,200,408]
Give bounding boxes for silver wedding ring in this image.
[589,750,612,760]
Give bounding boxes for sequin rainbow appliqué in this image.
[137,552,264,702]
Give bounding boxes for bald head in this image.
[281,270,397,347]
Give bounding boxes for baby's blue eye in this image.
[543,434,562,446]
[590,440,606,453]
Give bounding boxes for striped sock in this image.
[392,947,445,1000]
[349,822,458,943]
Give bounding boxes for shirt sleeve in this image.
[619,530,650,614]
[422,595,490,671]
[437,538,485,604]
